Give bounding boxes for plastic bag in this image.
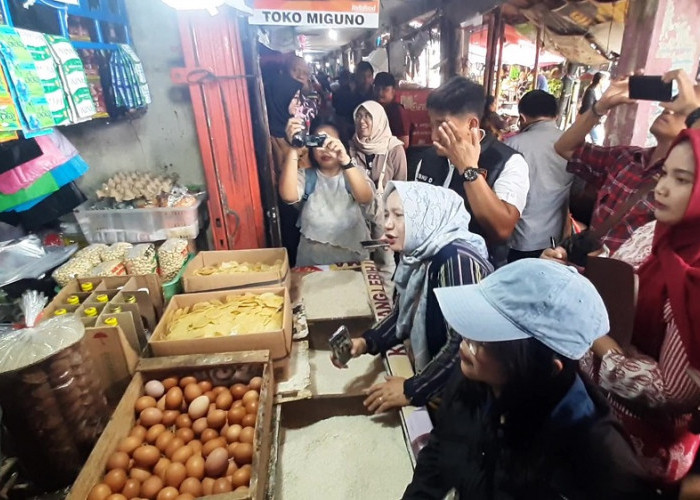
[125,243,157,275]
[0,235,77,288]
[0,291,84,374]
[73,243,107,267]
[158,238,188,282]
[91,260,127,277]
[100,242,132,262]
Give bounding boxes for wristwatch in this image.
[462,167,485,183]
[685,107,700,129]
[341,158,356,170]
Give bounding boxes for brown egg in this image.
[232,399,244,409]
[183,383,202,404]
[165,437,185,459]
[230,384,247,400]
[117,436,142,455]
[140,475,164,499]
[146,424,166,444]
[224,424,242,443]
[179,376,197,388]
[202,437,227,457]
[234,485,250,494]
[156,395,167,411]
[156,487,179,500]
[107,451,131,471]
[248,376,263,391]
[122,478,141,499]
[212,385,226,395]
[162,377,179,390]
[133,445,161,468]
[244,400,258,415]
[130,425,148,441]
[164,387,184,411]
[140,408,164,428]
[129,467,151,483]
[153,458,171,480]
[227,406,246,426]
[227,442,238,458]
[199,428,217,444]
[162,410,179,427]
[185,454,205,480]
[232,443,253,465]
[155,431,175,453]
[198,380,213,393]
[176,494,195,500]
[188,396,210,420]
[164,462,187,488]
[215,391,233,410]
[241,413,256,428]
[175,427,194,444]
[135,396,157,413]
[231,467,251,488]
[207,409,227,429]
[201,477,215,496]
[204,447,229,477]
[174,414,192,429]
[204,391,216,403]
[106,495,128,500]
[191,417,208,436]
[178,477,202,497]
[212,477,233,494]
[187,439,203,456]
[239,426,255,444]
[171,445,193,464]
[241,390,259,405]
[88,483,112,500]
[105,469,128,492]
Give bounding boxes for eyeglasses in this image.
[466,340,484,356]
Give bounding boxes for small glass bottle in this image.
[83,307,98,318]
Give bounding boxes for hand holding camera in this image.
[285,117,328,149]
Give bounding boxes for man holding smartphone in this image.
[554,71,692,253]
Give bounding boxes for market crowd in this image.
[264,57,700,499]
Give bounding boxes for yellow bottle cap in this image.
[111,305,123,313]
[80,282,94,292]
[66,295,80,305]
[125,295,137,304]
[96,294,109,303]
[84,307,98,317]
[54,308,68,316]
[104,317,119,326]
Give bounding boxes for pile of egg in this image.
[87,375,263,500]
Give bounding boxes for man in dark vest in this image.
[414,77,530,266]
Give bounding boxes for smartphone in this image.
[329,325,353,366]
[628,75,674,102]
[361,240,389,250]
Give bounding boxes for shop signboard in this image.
[249,0,380,28]
[396,88,433,147]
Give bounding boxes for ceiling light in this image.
[328,29,338,41]
[304,55,313,63]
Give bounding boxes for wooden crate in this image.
[67,351,274,500]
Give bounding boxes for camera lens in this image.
[292,131,306,148]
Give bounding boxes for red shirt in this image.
[382,101,410,139]
[566,143,660,253]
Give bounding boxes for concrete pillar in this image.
[607,0,700,147]
[440,14,458,83]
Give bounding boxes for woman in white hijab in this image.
[332,181,493,413]
[351,100,408,294]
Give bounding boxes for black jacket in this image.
[403,370,657,500]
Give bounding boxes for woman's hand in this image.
[363,376,410,414]
[661,69,700,117]
[597,77,636,113]
[541,246,569,265]
[330,338,367,369]
[322,136,351,165]
[285,118,304,148]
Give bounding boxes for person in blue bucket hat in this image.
[403,259,656,500]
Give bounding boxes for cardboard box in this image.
[67,351,274,500]
[183,249,290,293]
[82,325,139,404]
[149,287,293,364]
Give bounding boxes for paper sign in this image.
[250,0,380,27]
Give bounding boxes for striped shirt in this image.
[363,241,492,406]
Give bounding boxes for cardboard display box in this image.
[67,351,274,500]
[183,249,290,293]
[149,287,293,365]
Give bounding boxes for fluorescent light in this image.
[304,55,313,63]
[328,29,338,41]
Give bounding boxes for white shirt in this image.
[415,154,530,214]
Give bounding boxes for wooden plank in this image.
[137,350,270,373]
